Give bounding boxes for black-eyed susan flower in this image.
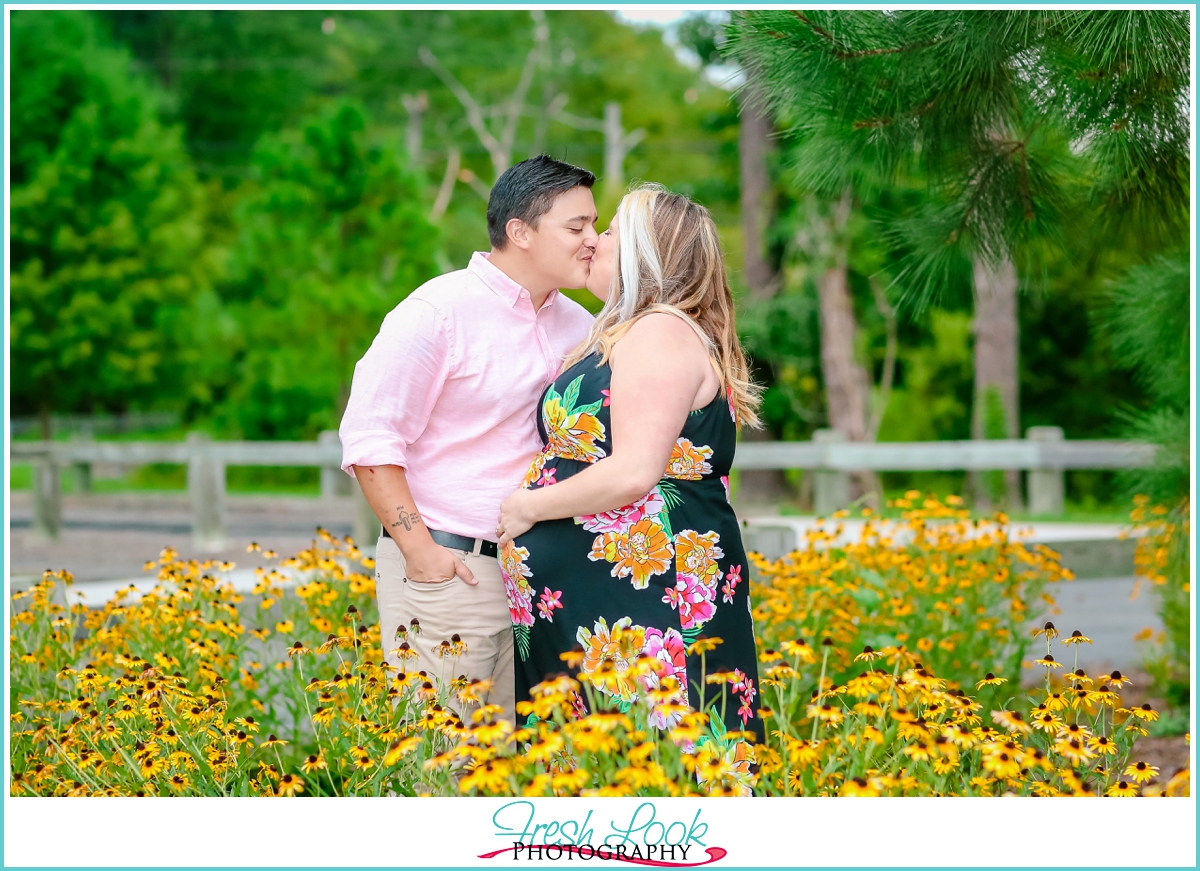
[840,776,881,797]
[991,710,1031,734]
[854,645,883,663]
[276,773,304,796]
[1032,621,1059,640]
[982,750,1021,779]
[1061,630,1092,646]
[1106,780,1139,796]
[1123,761,1159,784]
[1124,721,1150,738]
[780,638,818,664]
[1129,703,1159,722]
[976,673,1007,689]
[1053,737,1095,766]
[1033,653,1063,670]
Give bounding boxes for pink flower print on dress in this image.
[601,389,611,407]
[536,587,563,622]
[500,542,535,627]
[720,475,730,501]
[727,385,737,422]
[537,466,557,487]
[577,488,665,534]
[721,564,743,604]
[738,678,757,725]
[503,572,534,627]
[664,573,717,631]
[638,627,690,729]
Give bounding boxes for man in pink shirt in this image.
[340,156,598,723]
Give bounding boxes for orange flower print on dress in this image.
[664,438,713,480]
[576,617,647,703]
[674,529,724,590]
[586,518,672,589]
[542,374,607,463]
[521,449,550,489]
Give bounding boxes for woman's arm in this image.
[497,313,715,544]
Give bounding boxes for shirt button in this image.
[520,291,529,299]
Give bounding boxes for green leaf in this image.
[514,624,531,662]
[562,375,584,413]
[709,708,728,740]
[658,479,684,513]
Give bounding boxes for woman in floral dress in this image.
[495,184,764,769]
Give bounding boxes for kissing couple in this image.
[339,155,764,767]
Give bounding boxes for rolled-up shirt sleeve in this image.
[339,299,451,477]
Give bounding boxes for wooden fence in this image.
[11,427,1156,551]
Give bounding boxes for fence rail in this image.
[11,426,1157,551]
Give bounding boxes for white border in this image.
[3,4,1197,869]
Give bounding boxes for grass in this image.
[11,461,322,496]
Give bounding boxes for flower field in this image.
[9,495,1190,797]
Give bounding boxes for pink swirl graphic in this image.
[478,845,728,867]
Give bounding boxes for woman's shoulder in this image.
[619,309,709,354]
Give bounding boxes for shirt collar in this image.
[468,251,558,309]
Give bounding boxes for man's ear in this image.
[506,217,532,251]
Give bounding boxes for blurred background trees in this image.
[10,9,1189,519]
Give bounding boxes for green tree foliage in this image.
[104,11,332,182]
[1104,255,1191,507]
[725,9,1189,297]
[218,103,439,439]
[10,11,213,424]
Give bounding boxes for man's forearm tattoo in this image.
[392,507,423,532]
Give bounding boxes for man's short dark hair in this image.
[487,155,596,249]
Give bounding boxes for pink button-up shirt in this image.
[340,252,595,541]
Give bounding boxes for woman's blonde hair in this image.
[563,183,762,428]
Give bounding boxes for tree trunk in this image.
[817,263,879,505]
[734,92,791,506]
[38,403,52,440]
[401,92,428,168]
[738,96,776,301]
[970,254,1022,512]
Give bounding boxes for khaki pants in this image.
[373,533,515,724]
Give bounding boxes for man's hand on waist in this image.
[401,538,478,586]
[352,463,478,587]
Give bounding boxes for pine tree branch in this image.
[792,11,943,60]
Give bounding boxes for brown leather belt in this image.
[381,525,498,558]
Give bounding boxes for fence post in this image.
[32,450,63,539]
[813,429,851,516]
[1027,426,1065,516]
[187,432,226,552]
[352,480,380,548]
[71,432,94,493]
[318,430,351,497]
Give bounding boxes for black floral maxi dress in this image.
[500,353,764,779]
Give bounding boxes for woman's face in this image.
[584,213,617,302]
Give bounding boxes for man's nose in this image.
[582,225,599,248]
